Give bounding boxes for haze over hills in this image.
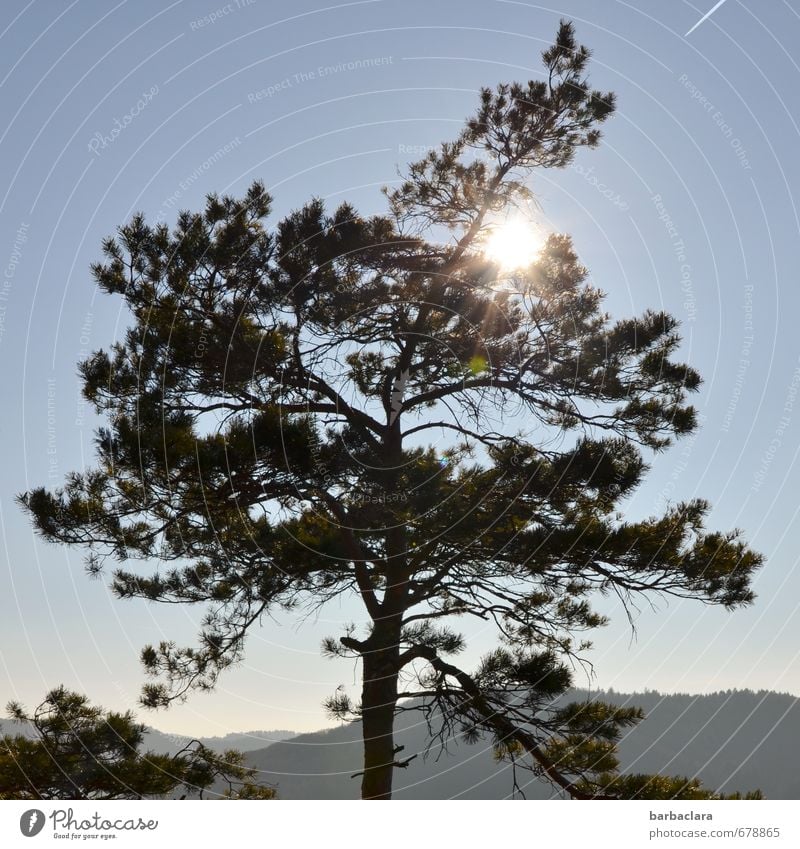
[241,689,800,800]
[0,720,297,755]
[2,689,797,799]
[141,728,298,755]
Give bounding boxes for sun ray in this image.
[482,218,545,272]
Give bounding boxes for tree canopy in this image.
[0,687,275,799]
[19,21,764,799]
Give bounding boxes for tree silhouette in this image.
[0,687,275,799]
[19,21,763,799]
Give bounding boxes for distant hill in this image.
[242,689,800,800]
[0,720,296,755]
[140,728,297,754]
[3,689,797,799]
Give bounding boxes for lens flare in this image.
[482,218,545,271]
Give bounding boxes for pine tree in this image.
[0,687,275,799]
[19,21,763,799]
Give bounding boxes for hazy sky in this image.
[1,0,799,736]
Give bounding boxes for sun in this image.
[482,218,545,271]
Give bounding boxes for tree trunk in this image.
[360,632,400,800]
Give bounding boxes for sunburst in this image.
[482,217,545,272]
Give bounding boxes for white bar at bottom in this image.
[1,799,797,848]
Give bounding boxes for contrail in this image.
[685,0,731,36]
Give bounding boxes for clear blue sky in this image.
[1,0,799,736]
